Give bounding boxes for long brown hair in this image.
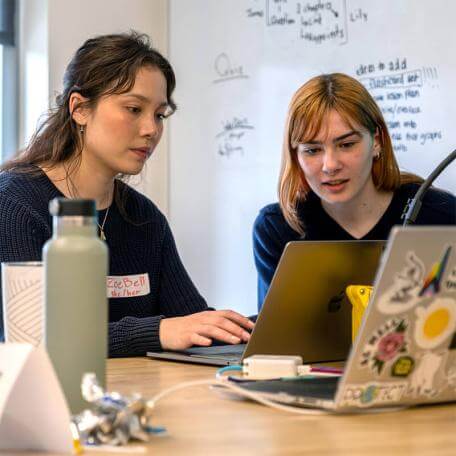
[279,73,421,234]
[1,31,176,219]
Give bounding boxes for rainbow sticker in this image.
[414,298,456,349]
[419,246,452,297]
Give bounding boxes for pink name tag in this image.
[107,273,150,298]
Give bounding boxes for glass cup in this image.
[1,261,43,346]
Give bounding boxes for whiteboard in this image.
[169,0,456,315]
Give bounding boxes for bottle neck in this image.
[53,216,97,237]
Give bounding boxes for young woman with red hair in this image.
[253,73,455,309]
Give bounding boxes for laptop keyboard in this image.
[191,354,241,361]
[183,344,246,357]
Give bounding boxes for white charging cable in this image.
[148,377,327,415]
[149,355,342,415]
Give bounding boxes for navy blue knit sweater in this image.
[253,183,456,310]
[0,168,208,356]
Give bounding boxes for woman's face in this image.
[77,66,171,177]
[296,109,381,206]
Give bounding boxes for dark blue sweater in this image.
[0,168,208,356]
[253,183,455,310]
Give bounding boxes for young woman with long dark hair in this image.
[0,32,254,355]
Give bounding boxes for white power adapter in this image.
[242,355,303,380]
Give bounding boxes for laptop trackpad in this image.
[183,344,246,356]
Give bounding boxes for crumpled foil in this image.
[72,373,165,446]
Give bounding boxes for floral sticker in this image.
[360,318,408,374]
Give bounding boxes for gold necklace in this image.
[98,205,110,241]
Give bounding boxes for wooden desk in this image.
[107,357,456,456]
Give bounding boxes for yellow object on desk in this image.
[345,285,373,342]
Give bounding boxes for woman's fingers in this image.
[208,315,251,341]
[217,310,255,330]
[189,332,212,347]
[198,311,252,341]
[197,324,242,345]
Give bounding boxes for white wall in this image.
[18,0,48,147]
[19,0,169,213]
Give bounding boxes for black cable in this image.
[402,149,456,226]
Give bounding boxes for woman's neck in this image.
[321,181,394,239]
[42,159,115,210]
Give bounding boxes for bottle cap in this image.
[49,198,96,217]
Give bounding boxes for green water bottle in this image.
[43,198,108,414]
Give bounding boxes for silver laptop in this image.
[147,240,384,366]
[239,226,456,412]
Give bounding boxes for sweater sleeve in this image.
[108,315,164,357]
[253,206,292,311]
[0,197,50,261]
[0,197,51,341]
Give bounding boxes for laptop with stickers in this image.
[147,240,384,366]
[239,226,456,412]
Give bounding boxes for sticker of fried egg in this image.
[414,298,456,349]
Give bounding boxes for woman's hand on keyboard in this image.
[159,310,255,351]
